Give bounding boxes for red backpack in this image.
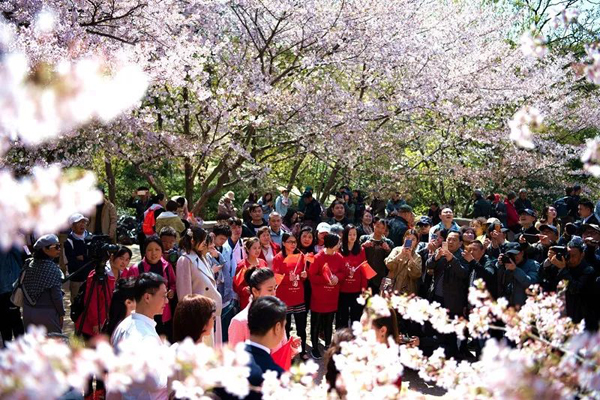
[142,208,158,236]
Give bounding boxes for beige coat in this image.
[88,200,117,242]
[384,247,422,295]
[176,252,223,347]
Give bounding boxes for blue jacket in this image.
[498,258,540,307]
[0,247,23,294]
[388,216,409,248]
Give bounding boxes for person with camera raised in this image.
[484,223,509,259]
[496,242,539,308]
[581,224,600,271]
[464,240,498,299]
[64,213,93,301]
[521,224,559,264]
[543,237,596,328]
[360,217,394,295]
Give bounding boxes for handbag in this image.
[10,260,35,307]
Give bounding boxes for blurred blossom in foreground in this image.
[520,31,548,59]
[508,106,543,149]
[581,137,600,177]
[0,165,102,250]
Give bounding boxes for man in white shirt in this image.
[111,272,168,399]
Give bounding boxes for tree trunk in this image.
[319,163,340,204]
[286,154,305,192]
[104,157,116,204]
[184,158,194,206]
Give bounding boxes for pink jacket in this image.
[122,258,176,322]
[228,304,287,351]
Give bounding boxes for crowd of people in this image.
[1,183,600,399]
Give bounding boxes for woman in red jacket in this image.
[257,226,280,269]
[308,233,346,359]
[505,192,520,232]
[76,246,132,339]
[273,232,308,358]
[337,225,367,329]
[233,237,267,310]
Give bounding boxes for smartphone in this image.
[404,239,413,248]
[522,233,539,244]
[431,233,438,241]
[137,190,148,196]
[442,242,448,250]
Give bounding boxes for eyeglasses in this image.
[285,240,297,244]
[47,244,61,250]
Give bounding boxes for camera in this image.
[499,253,514,264]
[85,234,119,263]
[550,245,569,262]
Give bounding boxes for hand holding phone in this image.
[404,239,413,248]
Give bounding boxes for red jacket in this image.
[308,251,347,313]
[76,269,116,336]
[233,258,268,310]
[272,252,306,307]
[505,198,519,228]
[340,248,367,293]
[258,242,281,268]
[122,258,177,322]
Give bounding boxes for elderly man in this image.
[429,207,460,241]
[514,188,533,213]
[268,212,286,246]
[64,213,92,300]
[388,204,414,248]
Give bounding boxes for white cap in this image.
[68,213,89,225]
[316,222,331,234]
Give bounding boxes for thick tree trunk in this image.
[184,158,194,206]
[286,154,305,192]
[104,157,116,204]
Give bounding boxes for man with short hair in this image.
[328,200,350,226]
[242,204,268,238]
[388,204,414,248]
[514,189,533,213]
[64,213,92,300]
[425,231,470,317]
[543,237,596,327]
[126,186,151,223]
[298,191,322,227]
[578,199,599,226]
[470,190,493,218]
[386,191,406,217]
[111,272,168,398]
[244,296,286,387]
[485,223,509,259]
[429,207,460,241]
[497,242,539,307]
[463,240,498,299]
[527,224,559,263]
[159,226,179,265]
[269,212,286,245]
[360,218,394,294]
[213,223,237,342]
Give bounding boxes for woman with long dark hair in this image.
[296,226,316,310]
[233,237,267,310]
[104,278,137,341]
[176,226,223,346]
[272,232,308,358]
[337,225,367,329]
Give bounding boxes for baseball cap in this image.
[538,224,558,235]
[486,217,501,225]
[518,208,537,218]
[582,224,600,234]
[503,242,523,255]
[68,213,89,225]
[416,216,432,226]
[398,204,413,213]
[316,222,331,234]
[568,236,585,250]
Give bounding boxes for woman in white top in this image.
[176,227,223,347]
[257,226,280,270]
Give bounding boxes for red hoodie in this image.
[340,248,367,293]
[233,258,268,310]
[76,270,116,336]
[505,198,519,228]
[272,252,306,307]
[308,251,347,313]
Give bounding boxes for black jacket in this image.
[245,343,283,387]
[426,249,471,316]
[468,254,499,299]
[472,197,493,218]
[388,216,409,248]
[514,198,533,213]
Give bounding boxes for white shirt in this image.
[263,246,274,269]
[110,313,167,400]
[246,340,271,355]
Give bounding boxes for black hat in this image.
[568,236,585,251]
[503,242,523,255]
[582,224,600,234]
[487,223,509,233]
[416,216,432,226]
[518,208,537,218]
[538,224,558,235]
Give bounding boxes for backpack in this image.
[553,197,570,218]
[70,280,88,323]
[142,209,157,236]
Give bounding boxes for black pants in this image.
[311,311,334,351]
[336,292,363,329]
[155,316,173,343]
[0,292,24,346]
[286,311,308,352]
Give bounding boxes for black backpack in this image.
[69,280,88,323]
